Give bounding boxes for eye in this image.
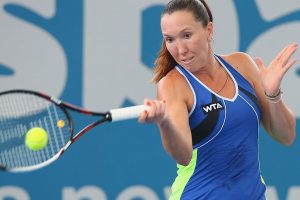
[164,37,173,43]
[184,32,192,39]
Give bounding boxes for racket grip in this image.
[109,105,149,122]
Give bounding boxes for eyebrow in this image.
[163,27,193,38]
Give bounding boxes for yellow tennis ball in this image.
[25,127,48,151]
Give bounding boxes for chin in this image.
[181,65,195,72]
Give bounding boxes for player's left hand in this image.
[255,43,298,96]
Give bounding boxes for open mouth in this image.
[181,57,194,65]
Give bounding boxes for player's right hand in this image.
[138,99,167,125]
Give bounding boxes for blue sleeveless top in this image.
[169,55,266,200]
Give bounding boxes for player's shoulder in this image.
[219,52,260,87]
[157,68,191,99]
[221,52,259,77]
[220,52,256,69]
[158,68,188,87]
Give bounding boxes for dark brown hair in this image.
[152,0,213,83]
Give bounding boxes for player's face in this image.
[161,10,213,73]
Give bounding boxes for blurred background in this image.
[0,0,300,199]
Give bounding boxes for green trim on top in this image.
[260,175,266,185]
[169,149,198,200]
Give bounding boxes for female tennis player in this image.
[139,0,297,199]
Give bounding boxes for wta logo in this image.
[202,101,224,114]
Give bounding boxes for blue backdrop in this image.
[1,0,300,199]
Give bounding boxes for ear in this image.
[207,22,214,41]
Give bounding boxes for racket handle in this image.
[109,105,149,122]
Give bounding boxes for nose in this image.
[176,40,188,55]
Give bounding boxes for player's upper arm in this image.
[156,70,193,164]
[156,70,192,133]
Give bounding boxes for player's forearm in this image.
[267,100,296,146]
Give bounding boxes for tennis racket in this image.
[0,89,148,173]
